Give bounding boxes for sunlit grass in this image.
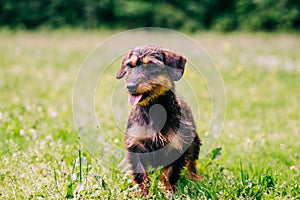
[0,30,299,199]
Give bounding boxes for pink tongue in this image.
[129,94,143,106]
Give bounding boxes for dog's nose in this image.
[127,83,138,93]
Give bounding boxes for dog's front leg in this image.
[160,152,186,193]
[132,171,149,196]
[128,153,149,196]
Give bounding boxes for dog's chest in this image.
[125,123,184,152]
[126,124,158,140]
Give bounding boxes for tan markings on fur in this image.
[161,167,175,192]
[186,160,202,181]
[131,170,149,197]
[126,124,168,150]
[127,124,155,139]
[127,123,185,152]
[134,82,152,94]
[125,55,138,67]
[136,75,173,106]
[152,74,173,88]
[137,85,169,106]
[168,133,184,151]
[161,167,171,182]
[143,56,151,64]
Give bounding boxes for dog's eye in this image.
[154,55,162,60]
[151,59,164,66]
[127,63,134,68]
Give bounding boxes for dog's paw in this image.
[130,189,148,197]
[163,181,176,193]
[188,172,203,181]
[130,184,149,197]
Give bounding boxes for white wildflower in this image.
[18,115,24,121]
[29,128,37,139]
[71,173,77,182]
[50,111,58,118]
[20,129,25,136]
[114,138,120,143]
[37,106,43,112]
[245,138,251,144]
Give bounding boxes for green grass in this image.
[0,29,300,199]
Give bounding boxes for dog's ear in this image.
[116,52,132,79]
[163,50,186,81]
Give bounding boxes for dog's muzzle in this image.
[126,83,138,93]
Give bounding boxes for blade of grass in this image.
[54,169,59,193]
[79,148,82,183]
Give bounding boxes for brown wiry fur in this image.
[116,46,202,196]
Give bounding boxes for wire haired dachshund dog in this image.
[116,46,201,196]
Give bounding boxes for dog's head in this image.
[116,46,186,106]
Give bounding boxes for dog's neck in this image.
[135,89,181,132]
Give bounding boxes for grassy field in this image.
[0,29,299,199]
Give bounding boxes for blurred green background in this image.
[1,1,300,199]
[0,0,299,32]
